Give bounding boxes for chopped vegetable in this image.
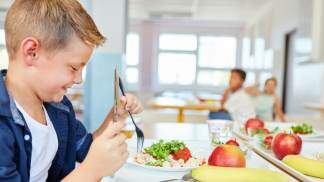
[146,160,163,167]
[271,126,280,134]
[211,140,224,146]
[262,135,273,150]
[251,128,270,136]
[172,147,191,161]
[135,140,204,168]
[291,123,313,134]
[144,140,186,160]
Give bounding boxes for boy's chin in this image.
[50,95,65,103]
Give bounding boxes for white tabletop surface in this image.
[102,139,295,182]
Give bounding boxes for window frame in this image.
[155,32,241,92]
[241,37,274,87]
[125,32,141,90]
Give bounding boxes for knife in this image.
[113,66,120,123]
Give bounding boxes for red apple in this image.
[245,118,265,133]
[225,139,240,146]
[263,135,273,150]
[272,133,302,160]
[208,144,246,167]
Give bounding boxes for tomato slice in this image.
[172,147,192,161]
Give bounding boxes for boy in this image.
[209,69,255,121]
[222,69,255,121]
[0,0,142,181]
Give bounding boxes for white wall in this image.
[254,0,324,115]
[82,0,127,131]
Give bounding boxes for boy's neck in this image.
[5,67,47,125]
[230,86,242,93]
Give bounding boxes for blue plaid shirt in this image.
[0,70,93,182]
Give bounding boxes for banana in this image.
[191,165,289,182]
[283,155,324,179]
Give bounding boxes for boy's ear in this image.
[20,37,41,66]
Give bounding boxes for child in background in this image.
[209,69,255,121]
[0,0,142,181]
[247,77,286,122]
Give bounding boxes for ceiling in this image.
[0,0,273,24]
[129,0,272,23]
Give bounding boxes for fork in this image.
[118,76,144,152]
[159,173,196,182]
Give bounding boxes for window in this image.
[0,49,9,70]
[254,38,266,69]
[125,33,140,85]
[198,36,236,68]
[0,29,8,70]
[125,67,139,84]
[197,36,237,88]
[245,72,256,86]
[157,33,237,89]
[263,49,274,69]
[197,70,230,86]
[241,37,273,86]
[259,72,273,87]
[0,29,5,45]
[158,53,196,85]
[159,34,197,51]
[242,38,252,68]
[158,33,197,86]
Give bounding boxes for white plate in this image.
[266,122,324,139]
[126,158,196,172]
[233,122,324,140]
[250,142,324,182]
[126,140,209,172]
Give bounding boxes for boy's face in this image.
[229,72,244,90]
[31,35,93,103]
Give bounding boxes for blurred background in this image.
[0,0,323,131]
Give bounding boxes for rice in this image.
[134,152,205,168]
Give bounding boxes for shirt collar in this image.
[0,69,70,125]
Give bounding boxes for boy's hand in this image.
[118,93,143,118]
[221,88,232,109]
[93,93,143,140]
[81,121,128,180]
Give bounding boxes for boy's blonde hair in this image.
[5,0,106,59]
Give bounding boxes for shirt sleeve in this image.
[74,118,93,162]
[0,123,22,182]
[62,96,93,163]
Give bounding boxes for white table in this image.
[304,102,324,121]
[102,122,296,182]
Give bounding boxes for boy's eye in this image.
[71,66,78,71]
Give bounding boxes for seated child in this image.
[209,69,255,122]
[0,0,143,181]
[246,77,286,122]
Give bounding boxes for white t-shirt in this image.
[224,88,256,122]
[15,101,58,182]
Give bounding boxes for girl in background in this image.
[246,77,286,122]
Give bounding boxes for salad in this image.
[250,127,280,137]
[291,123,313,134]
[134,140,205,168]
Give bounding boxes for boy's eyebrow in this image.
[73,62,86,67]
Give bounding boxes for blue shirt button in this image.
[24,135,30,141]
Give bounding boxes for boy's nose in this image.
[74,71,83,84]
